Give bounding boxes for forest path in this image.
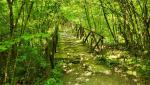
[55,28,136,85]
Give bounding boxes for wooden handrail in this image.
[75,24,104,52]
[77,25,104,39]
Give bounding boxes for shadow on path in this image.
[55,28,137,85]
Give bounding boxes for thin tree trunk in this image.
[99,0,118,43]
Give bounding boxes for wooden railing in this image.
[75,25,104,52]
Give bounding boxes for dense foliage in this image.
[0,0,61,84]
[0,0,149,85]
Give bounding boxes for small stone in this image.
[84,71,92,76]
[85,78,89,81]
[74,83,80,85]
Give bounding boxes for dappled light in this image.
[0,0,149,85]
[55,27,144,85]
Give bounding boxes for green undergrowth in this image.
[42,61,64,85]
[96,46,150,81]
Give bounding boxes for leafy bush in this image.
[43,62,64,85]
[44,78,57,85]
[137,60,150,79]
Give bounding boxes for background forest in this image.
[0,0,149,85]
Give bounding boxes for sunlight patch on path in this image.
[55,28,136,85]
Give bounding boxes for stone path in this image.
[55,28,136,85]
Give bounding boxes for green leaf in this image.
[0,46,8,52]
[44,78,56,85]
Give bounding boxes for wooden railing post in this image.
[74,24,104,53]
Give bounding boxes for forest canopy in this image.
[0,0,149,85]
